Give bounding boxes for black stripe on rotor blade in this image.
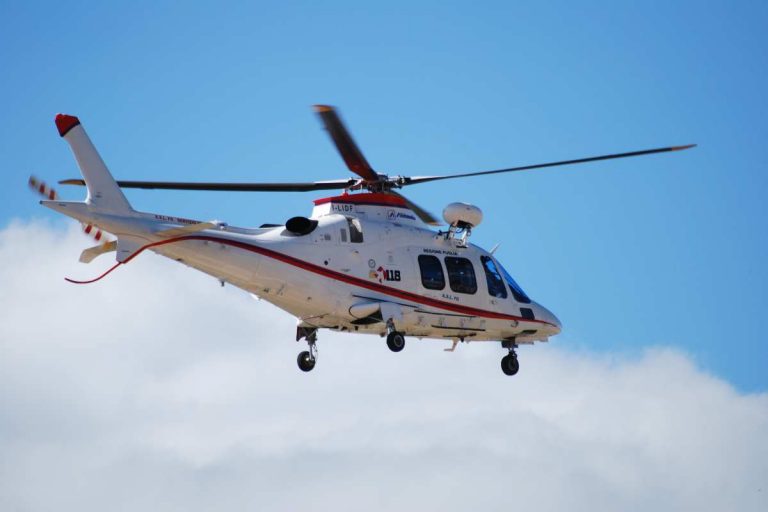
[59,179,356,192]
[403,144,697,186]
[313,105,379,182]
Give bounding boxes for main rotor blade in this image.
[403,144,696,186]
[389,190,441,226]
[59,178,356,192]
[313,105,379,182]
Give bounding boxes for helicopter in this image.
[31,106,694,375]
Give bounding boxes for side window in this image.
[418,255,445,290]
[444,257,477,294]
[346,217,363,243]
[481,256,508,298]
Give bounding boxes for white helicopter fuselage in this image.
[49,191,560,346]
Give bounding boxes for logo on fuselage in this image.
[386,209,416,222]
[369,265,401,283]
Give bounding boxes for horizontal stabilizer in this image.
[116,234,148,263]
[40,199,93,224]
[80,241,117,263]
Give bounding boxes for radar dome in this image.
[442,202,483,228]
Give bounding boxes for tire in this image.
[501,354,519,376]
[297,351,316,372]
[386,332,405,352]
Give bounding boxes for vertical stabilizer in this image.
[55,114,133,213]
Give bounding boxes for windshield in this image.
[495,258,531,304]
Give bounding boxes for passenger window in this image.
[481,256,508,298]
[444,257,477,294]
[418,255,445,290]
[346,217,363,243]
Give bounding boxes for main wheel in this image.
[500,353,519,376]
[386,332,405,352]
[297,351,316,372]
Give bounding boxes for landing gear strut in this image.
[500,340,520,376]
[385,318,405,352]
[296,327,318,372]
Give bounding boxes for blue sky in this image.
[2,1,766,391]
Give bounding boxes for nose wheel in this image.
[500,352,519,376]
[500,340,520,376]
[296,326,318,372]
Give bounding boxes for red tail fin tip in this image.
[55,114,80,137]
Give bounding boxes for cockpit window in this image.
[496,259,531,303]
[346,217,363,243]
[481,256,507,298]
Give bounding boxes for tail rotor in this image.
[28,175,116,262]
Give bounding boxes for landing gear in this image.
[386,331,405,352]
[296,326,318,372]
[297,350,316,372]
[500,352,519,376]
[500,340,520,376]
[385,318,405,352]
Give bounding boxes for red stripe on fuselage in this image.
[135,234,554,328]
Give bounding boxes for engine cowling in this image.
[285,216,318,235]
[442,202,483,228]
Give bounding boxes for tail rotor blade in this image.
[28,176,58,200]
[29,174,113,247]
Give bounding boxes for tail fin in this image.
[55,114,133,214]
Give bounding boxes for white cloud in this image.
[1,220,766,511]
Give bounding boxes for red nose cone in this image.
[55,114,80,137]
